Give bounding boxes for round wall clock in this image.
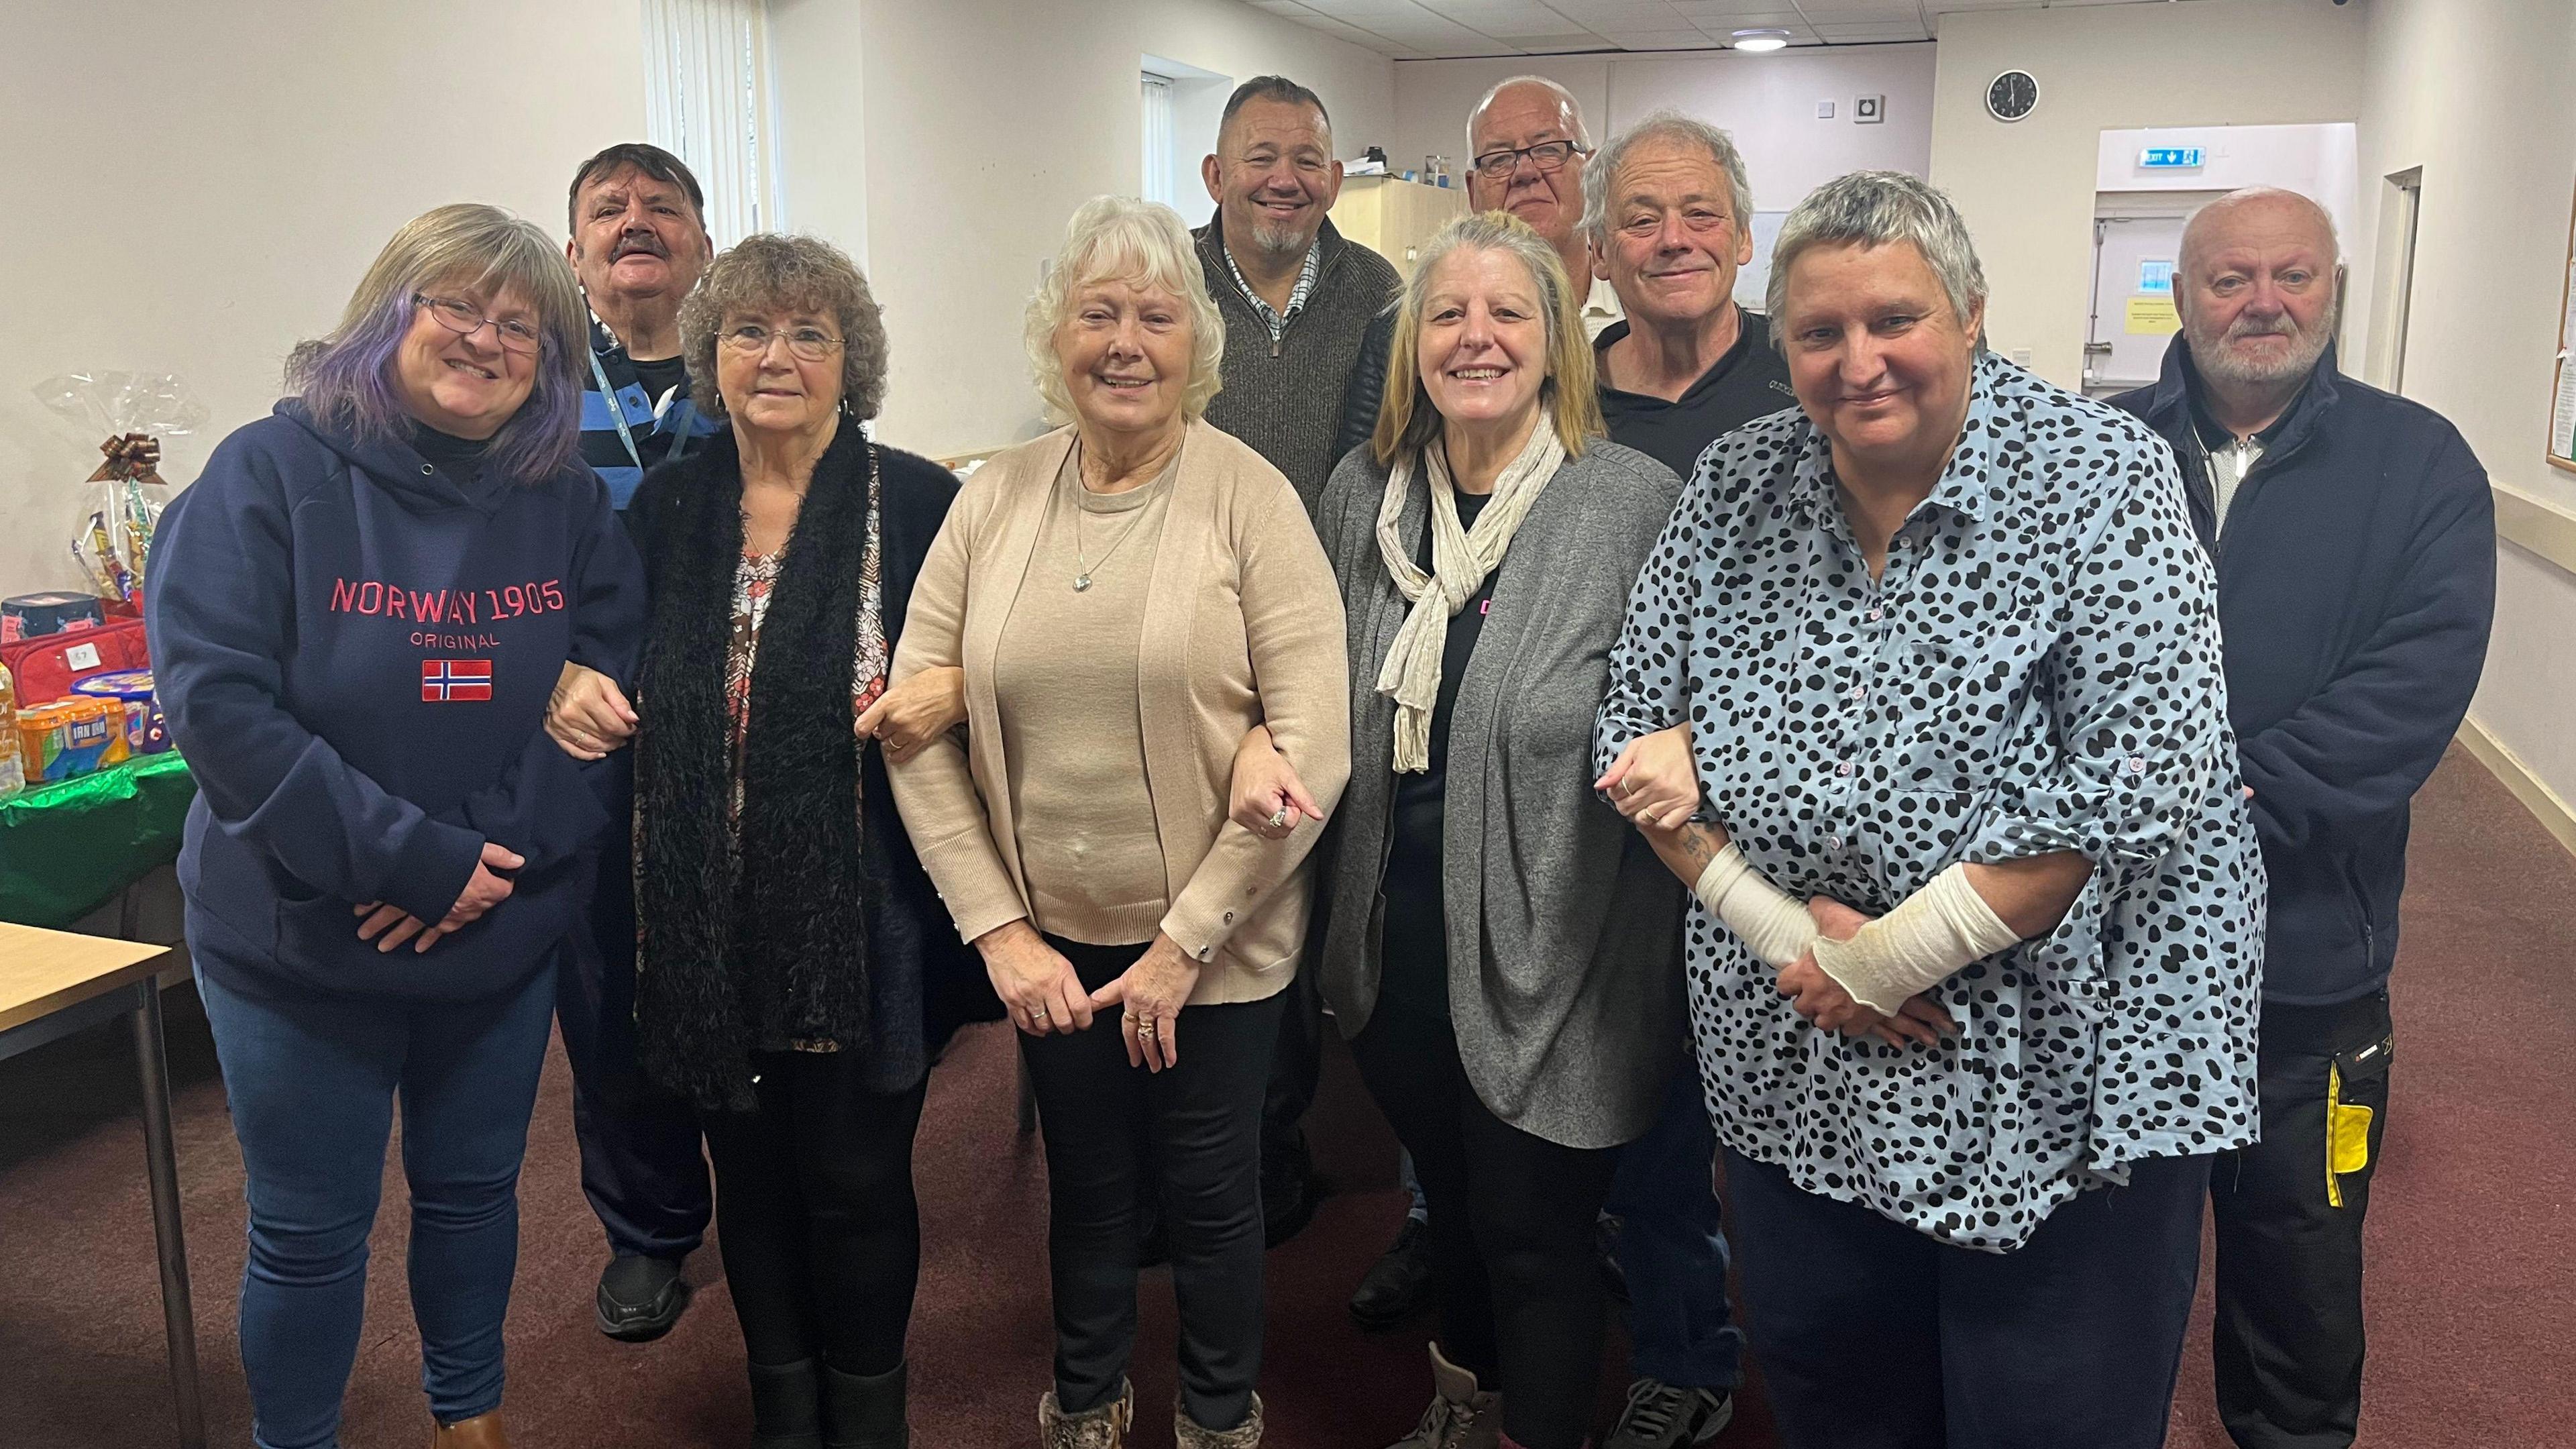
[1986,70,2039,123]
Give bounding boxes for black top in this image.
[630,353,690,402]
[1376,489,1493,1024]
[409,421,490,492]
[2110,336,2496,1005]
[1593,309,1797,482]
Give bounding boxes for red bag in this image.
[3,617,149,704]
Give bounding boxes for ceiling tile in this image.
[1814,21,1931,39]
[1792,0,1922,15]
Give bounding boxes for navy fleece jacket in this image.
[2113,340,2496,1004]
[150,400,646,1002]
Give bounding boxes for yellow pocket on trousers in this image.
[2325,1061,2374,1208]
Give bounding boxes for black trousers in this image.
[1350,1002,1619,1449]
[1727,1146,2210,1449]
[1021,938,1285,1431]
[2212,990,2394,1449]
[559,773,713,1263]
[1263,966,1324,1163]
[700,1051,929,1375]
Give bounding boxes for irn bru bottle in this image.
[0,661,22,796]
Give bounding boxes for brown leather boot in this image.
[431,1410,511,1449]
[1038,1379,1132,1448]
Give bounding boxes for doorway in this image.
[2366,167,2423,393]
[2084,204,2197,398]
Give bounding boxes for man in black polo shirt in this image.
[1574,111,1793,1449]
[1585,113,1794,484]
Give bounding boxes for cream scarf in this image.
[1373,418,1566,772]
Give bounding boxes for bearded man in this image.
[2112,186,2495,1449]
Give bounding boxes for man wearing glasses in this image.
[1464,76,1624,341]
[557,141,725,1350]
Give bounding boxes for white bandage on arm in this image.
[1808,863,2021,1016]
[1693,843,1819,969]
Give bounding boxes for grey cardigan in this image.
[1306,438,1687,1149]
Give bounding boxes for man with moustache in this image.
[2112,187,2494,1449]
[1193,75,1402,1249]
[1570,110,1795,1449]
[1464,76,1623,341]
[568,142,723,507]
[559,142,723,1342]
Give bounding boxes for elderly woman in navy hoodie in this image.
[148,203,643,1449]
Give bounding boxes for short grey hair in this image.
[1766,170,1987,341]
[1580,111,1754,247]
[1466,74,1590,152]
[1024,196,1226,425]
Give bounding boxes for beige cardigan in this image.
[887,419,1352,1005]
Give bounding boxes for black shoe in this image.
[1347,1216,1433,1329]
[1260,1132,1318,1248]
[596,1252,691,1342]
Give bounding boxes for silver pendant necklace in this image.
[1066,441,1166,592]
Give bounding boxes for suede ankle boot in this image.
[1175,1390,1265,1448]
[823,1360,910,1448]
[1039,1378,1134,1448]
[429,1411,510,1449]
[748,1358,826,1449]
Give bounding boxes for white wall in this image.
[1391,45,1935,212]
[808,0,1395,458]
[2344,0,2576,808]
[1926,0,2365,387]
[0,0,647,597]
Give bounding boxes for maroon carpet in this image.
[3,747,2570,1447]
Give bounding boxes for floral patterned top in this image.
[1595,353,2267,1251]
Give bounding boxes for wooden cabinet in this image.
[1330,175,1470,282]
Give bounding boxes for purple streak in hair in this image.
[289,293,586,486]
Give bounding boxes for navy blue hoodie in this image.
[150,401,647,1002]
[2113,339,2495,1005]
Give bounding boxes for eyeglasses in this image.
[413,294,543,355]
[719,323,845,363]
[1470,140,1590,178]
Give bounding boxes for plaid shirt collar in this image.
[1222,238,1321,344]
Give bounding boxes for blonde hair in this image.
[1025,197,1227,425]
[1371,211,1604,466]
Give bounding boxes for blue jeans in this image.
[1606,1059,1743,1391]
[195,920,559,1449]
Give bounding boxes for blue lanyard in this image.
[588,349,698,469]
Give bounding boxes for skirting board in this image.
[2457,715,2576,861]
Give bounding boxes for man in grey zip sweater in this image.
[1195,75,1401,520]
[1191,76,1401,1248]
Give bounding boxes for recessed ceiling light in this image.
[1732,29,1791,52]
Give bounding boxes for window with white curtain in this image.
[1140,72,1177,209]
[640,0,782,243]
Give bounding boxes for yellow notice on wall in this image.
[2126,296,2182,335]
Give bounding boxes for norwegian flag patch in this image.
[421,658,493,702]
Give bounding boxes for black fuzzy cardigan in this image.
[623,432,998,1108]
